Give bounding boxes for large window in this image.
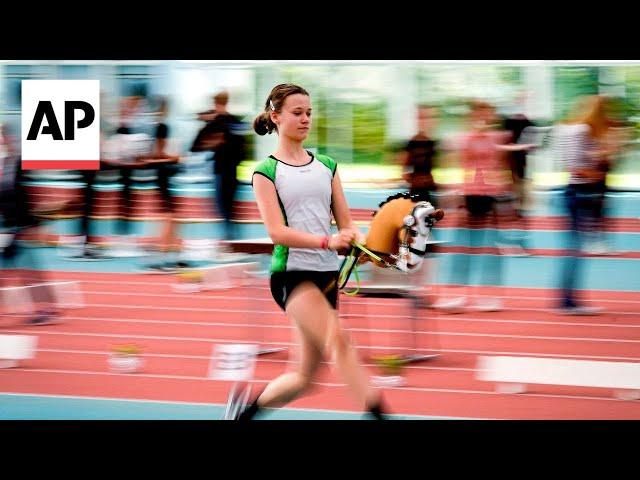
[280,64,389,163]
[116,65,155,98]
[553,66,600,121]
[57,65,90,80]
[417,64,525,138]
[1,64,55,138]
[0,61,636,187]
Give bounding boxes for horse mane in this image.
[372,192,423,218]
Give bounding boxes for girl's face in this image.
[271,93,312,142]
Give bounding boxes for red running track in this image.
[1,270,639,419]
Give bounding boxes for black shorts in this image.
[465,195,496,217]
[270,270,339,311]
[156,163,179,212]
[0,190,38,230]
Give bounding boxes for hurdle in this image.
[172,261,262,292]
[219,242,288,357]
[0,334,38,368]
[0,281,83,314]
[173,260,286,357]
[476,355,640,400]
[345,241,447,365]
[220,236,445,362]
[29,281,84,309]
[219,237,273,255]
[0,286,36,315]
[209,343,259,420]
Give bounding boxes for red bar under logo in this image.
[22,160,100,170]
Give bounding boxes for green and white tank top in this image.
[252,152,340,273]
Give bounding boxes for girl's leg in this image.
[326,308,381,409]
[286,282,380,410]
[255,282,327,408]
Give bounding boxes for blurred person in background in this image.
[398,104,444,307]
[69,92,120,261]
[399,104,440,205]
[0,124,60,325]
[196,94,218,122]
[142,96,185,272]
[190,91,246,250]
[434,100,512,313]
[583,102,632,255]
[101,95,154,256]
[69,166,105,261]
[552,95,622,315]
[235,83,388,420]
[111,96,146,229]
[499,91,537,255]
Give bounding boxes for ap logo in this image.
[21,80,100,170]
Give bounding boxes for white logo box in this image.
[21,79,100,170]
